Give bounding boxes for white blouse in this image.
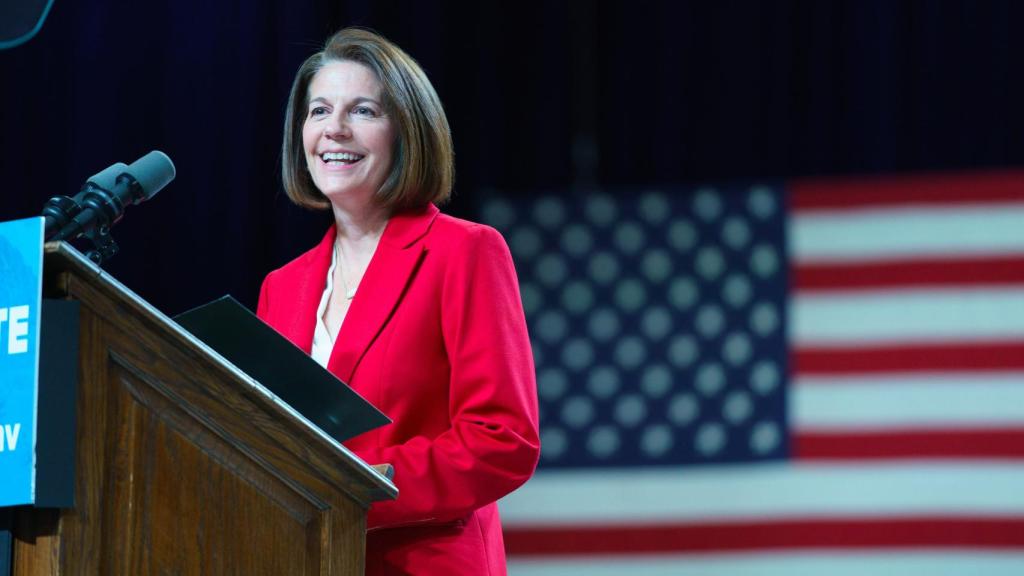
[310,244,339,368]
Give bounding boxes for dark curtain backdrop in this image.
[1,0,1022,315]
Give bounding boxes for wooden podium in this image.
[10,243,396,575]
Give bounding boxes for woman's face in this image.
[302,60,395,208]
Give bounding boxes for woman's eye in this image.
[310,106,329,117]
[353,106,377,117]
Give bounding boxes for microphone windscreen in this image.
[85,162,129,192]
[127,150,176,200]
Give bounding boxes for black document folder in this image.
[174,295,390,443]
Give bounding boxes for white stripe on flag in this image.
[791,289,1024,345]
[509,552,1024,576]
[500,464,1024,524]
[792,374,1024,429]
[791,204,1024,263]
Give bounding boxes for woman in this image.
[256,28,540,575]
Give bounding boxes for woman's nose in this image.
[324,116,351,139]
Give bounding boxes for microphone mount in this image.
[41,151,175,265]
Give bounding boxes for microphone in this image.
[42,150,176,263]
[42,161,128,239]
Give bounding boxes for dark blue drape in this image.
[1,0,1022,314]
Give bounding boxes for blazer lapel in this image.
[328,204,439,383]
[280,226,336,353]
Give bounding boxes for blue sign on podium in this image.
[0,217,44,507]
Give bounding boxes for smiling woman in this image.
[257,28,541,576]
[281,28,453,215]
[302,61,395,210]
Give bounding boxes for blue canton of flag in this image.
[481,185,788,468]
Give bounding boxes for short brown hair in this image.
[281,28,454,213]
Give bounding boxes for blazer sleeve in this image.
[358,225,541,529]
[256,272,272,321]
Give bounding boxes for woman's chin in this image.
[321,187,381,211]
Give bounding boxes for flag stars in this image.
[723,332,754,366]
[481,197,516,229]
[535,310,569,344]
[613,394,648,428]
[723,273,753,308]
[669,276,700,311]
[640,364,673,398]
[486,186,787,467]
[750,361,781,395]
[613,336,647,370]
[668,219,698,252]
[614,278,647,313]
[561,281,595,315]
[584,193,618,227]
[640,249,674,283]
[695,304,726,338]
[561,396,597,430]
[750,244,781,278]
[510,226,543,260]
[640,307,673,341]
[587,425,621,459]
[749,421,782,455]
[560,224,594,257]
[722,216,752,249]
[747,185,777,220]
[668,393,701,426]
[750,302,781,336]
[537,368,569,402]
[695,422,727,456]
[535,253,569,287]
[533,196,567,230]
[723,391,754,425]
[693,188,724,222]
[640,424,674,458]
[668,334,700,368]
[613,221,647,255]
[695,246,726,280]
[539,427,569,461]
[561,338,595,372]
[638,191,670,225]
[695,362,727,397]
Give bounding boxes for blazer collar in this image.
[379,203,439,248]
[327,204,438,382]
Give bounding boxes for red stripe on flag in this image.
[794,429,1024,460]
[790,171,1024,211]
[794,256,1024,291]
[793,342,1024,374]
[503,517,1024,556]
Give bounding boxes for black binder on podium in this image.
[175,295,390,443]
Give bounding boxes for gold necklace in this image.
[335,241,358,300]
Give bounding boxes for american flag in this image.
[482,172,1024,575]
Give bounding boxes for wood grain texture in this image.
[13,243,395,575]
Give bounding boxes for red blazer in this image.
[256,204,540,575]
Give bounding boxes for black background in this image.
[1,0,1022,314]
